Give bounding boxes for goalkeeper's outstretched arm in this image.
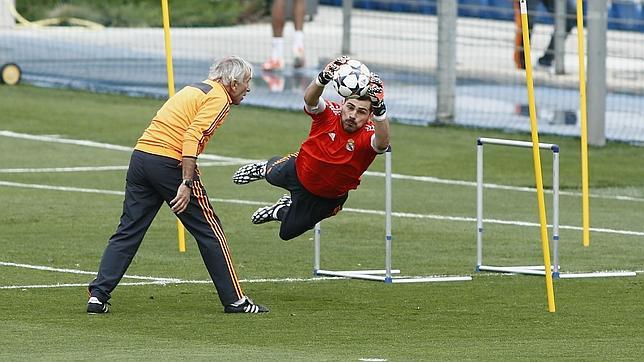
[368,73,390,152]
[372,114,390,153]
[304,56,351,111]
[303,78,324,111]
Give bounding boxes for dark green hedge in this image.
[16,0,268,27]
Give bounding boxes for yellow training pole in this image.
[161,0,186,253]
[519,0,556,313]
[576,0,590,247]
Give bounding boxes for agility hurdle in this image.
[475,137,635,279]
[313,147,472,283]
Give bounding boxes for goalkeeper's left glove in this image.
[368,73,386,122]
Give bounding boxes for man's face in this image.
[340,98,371,133]
[228,75,251,105]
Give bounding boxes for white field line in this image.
[0,261,179,281]
[0,130,257,164]
[0,261,344,290]
[1,282,165,290]
[1,261,640,290]
[0,278,338,290]
[0,161,239,173]
[364,171,644,203]
[2,130,643,203]
[343,207,644,237]
[1,180,643,237]
[0,166,129,173]
[0,181,125,196]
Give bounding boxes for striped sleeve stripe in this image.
[204,103,230,136]
[192,180,243,298]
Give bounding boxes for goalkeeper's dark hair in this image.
[356,95,370,102]
[355,95,376,111]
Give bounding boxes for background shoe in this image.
[232,161,267,184]
[538,53,554,67]
[251,194,291,224]
[224,296,269,313]
[87,296,110,314]
[293,46,305,69]
[262,58,284,71]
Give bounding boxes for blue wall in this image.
[320,0,644,32]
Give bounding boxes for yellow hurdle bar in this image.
[576,0,590,247]
[519,0,556,313]
[161,0,186,252]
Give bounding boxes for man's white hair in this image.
[208,56,254,86]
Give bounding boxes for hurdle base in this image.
[477,265,637,279]
[315,269,472,283]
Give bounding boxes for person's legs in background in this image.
[538,0,576,67]
[264,0,286,71]
[263,0,306,71]
[514,0,539,69]
[292,0,306,68]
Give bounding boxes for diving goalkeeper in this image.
[232,56,390,240]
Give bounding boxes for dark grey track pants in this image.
[89,150,244,306]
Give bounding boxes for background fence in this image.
[1,0,643,144]
[324,0,644,31]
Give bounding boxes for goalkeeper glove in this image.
[368,73,386,122]
[316,55,350,86]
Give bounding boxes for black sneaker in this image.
[87,296,110,314]
[538,53,554,67]
[232,161,267,184]
[251,194,291,224]
[224,296,269,314]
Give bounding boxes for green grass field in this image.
[1,85,642,361]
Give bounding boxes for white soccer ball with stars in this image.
[332,59,371,99]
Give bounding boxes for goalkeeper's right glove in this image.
[316,55,351,86]
[368,73,387,122]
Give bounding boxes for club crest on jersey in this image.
[328,132,336,141]
[346,139,355,151]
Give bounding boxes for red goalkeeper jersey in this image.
[296,100,378,199]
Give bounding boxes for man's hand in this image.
[170,183,191,214]
[368,73,386,120]
[316,55,350,86]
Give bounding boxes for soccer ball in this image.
[332,59,371,99]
